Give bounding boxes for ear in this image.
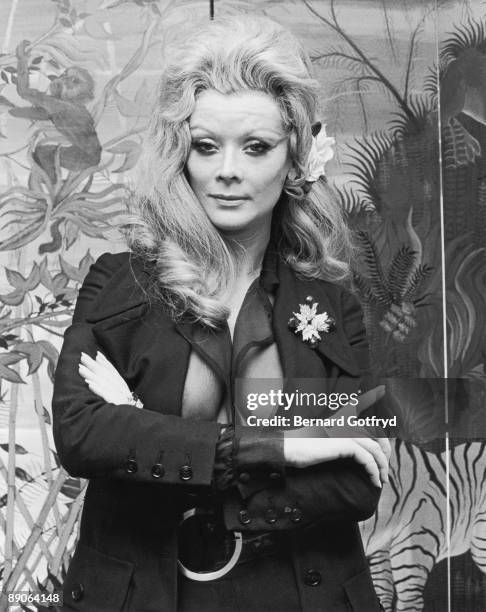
[286,167,299,181]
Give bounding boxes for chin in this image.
[212,221,253,235]
[206,211,256,234]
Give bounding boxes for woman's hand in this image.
[283,435,390,488]
[283,384,390,487]
[78,351,142,408]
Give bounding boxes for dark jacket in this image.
[52,251,383,612]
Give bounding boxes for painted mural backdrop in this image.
[0,1,485,610]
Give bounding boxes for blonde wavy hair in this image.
[128,15,354,327]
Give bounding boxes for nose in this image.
[216,147,242,183]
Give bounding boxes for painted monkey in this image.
[10,40,102,182]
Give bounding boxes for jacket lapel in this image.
[83,255,189,417]
[84,251,362,418]
[174,320,230,389]
[273,258,362,378]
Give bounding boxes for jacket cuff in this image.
[233,427,285,498]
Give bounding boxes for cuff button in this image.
[238,471,250,483]
[238,509,252,525]
[290,507,302,523]
[265,508,278,524]
[125,458,138,474]
[151,463,165,479]
[179,465,193,481]
[269,471,282,481]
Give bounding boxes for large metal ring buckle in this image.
[177,508,243,581]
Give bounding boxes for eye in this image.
[191,139,218,155]
[244,140,272,156]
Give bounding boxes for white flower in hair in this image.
[305,123,335,183]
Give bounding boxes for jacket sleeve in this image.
[53,253,285,490]
[222,287,381,531]
[223,459,381,531]
[53,253,221,487]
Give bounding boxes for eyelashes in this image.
[191,140,217,155]
[246,141,272,155]
[191,139,273,157]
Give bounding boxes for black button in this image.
[304,569,321,587]
[238,509,251,525]
[269,471,282,481]
[71,583,84,601]
[125,458,137,474]
[151,463,165,478]
[265,508,278,524]
[179,465,193,481]
[290,507,302,523]
[238,471,250,483]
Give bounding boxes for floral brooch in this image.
[288,296,336,349]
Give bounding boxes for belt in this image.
[239,531,286,563]
[177,507,285,582]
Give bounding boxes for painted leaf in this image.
[0,265,40,305]
[61,476,83,500]
[0,94,14,110]
[0,443,28,454]
[64,219,80,250]
[0,217,46,251]
[14,342,43,375]
[38,340,60,382]
[111,140,142,173]
[51,449,60,468]
[15,467,34,482]
[39,259,69,294]
[0,287,25,306]
[43,406,51,425]
[59,250,93,283]
[0,353,25,384]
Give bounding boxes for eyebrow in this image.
[189,126,288,139]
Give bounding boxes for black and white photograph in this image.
[0,1,485,611]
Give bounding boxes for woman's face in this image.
[186,89,291,236]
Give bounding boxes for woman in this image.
[53,15,389,612]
